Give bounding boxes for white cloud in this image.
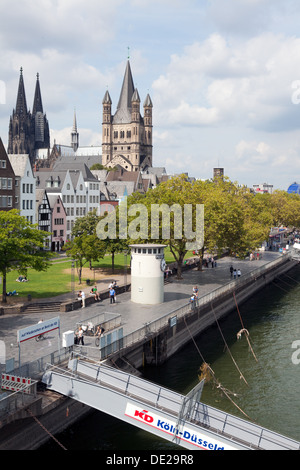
[1,1,300,190]
[153,32,300,134]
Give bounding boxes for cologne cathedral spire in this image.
[8,69,50,162]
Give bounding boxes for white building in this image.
[252,183,273,194]
[8,154,36,223]
[35,163,100,239]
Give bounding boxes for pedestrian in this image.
[76,327,84,345]
[211,257,214,268]
[81,290,86,308]
[230,265,233,277]
[193,286,199,298]
[109,287,116,304]
[237,269,241,278]
[233,268,237,279]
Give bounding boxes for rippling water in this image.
[41,266,300,450]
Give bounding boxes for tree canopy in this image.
[0,210,52,303]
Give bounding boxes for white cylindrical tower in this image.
[130,244,167,305]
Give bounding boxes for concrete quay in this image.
[0,250,295,369]
[0,250,298,450]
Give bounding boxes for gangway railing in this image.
[42,356,300,451]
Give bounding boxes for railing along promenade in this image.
[0,252,292,419]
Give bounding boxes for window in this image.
[1,160,6,169]
[0,196,7,208]
[7,178,12,189]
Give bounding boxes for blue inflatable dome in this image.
[287,182,300,194]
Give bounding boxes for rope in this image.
[233,292,258,363]
[210,303,249,386]
[26,407,67,451]
[183,318,252,420]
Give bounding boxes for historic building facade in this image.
[102,60,153,172]
[8,69,50,164]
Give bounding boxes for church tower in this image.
[102,60,153,172]
[8,68,34,158]
[32,73,50,152]
[8,69,50,164]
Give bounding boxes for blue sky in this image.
[1,0,300,189]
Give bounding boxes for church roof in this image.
[143,94,153,107]
[113,60,135,124]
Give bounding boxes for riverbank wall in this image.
[0,254,298,450]
[108,255,298,368]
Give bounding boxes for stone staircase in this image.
[22,302,62,314]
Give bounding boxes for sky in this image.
[1,0,300,190]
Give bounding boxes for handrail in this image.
[44,358,300,451]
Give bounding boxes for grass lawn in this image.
[2,248,195,301]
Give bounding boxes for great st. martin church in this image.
[8,61,153,172]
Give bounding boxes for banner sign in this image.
[17,317,60,344]
[125,403,236,451]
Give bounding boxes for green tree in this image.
[268,190,300,228]
[126,175,200,279]
[64,234,105,284]
[64,211,106,283]
[0,210,52,303]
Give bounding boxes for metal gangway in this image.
[42,355,300,451]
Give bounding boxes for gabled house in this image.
[36,189,52,250]
[8,153,36,223]
[34,162,100,239]
[48,195,67,251]
[0,137,16,211]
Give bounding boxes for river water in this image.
[41,266,300,450]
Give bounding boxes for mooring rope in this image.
[26,407,67,451]
[183,317,252,420]
[210,303,249,386]
[233,292,258,363]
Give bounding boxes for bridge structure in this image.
[42,354,300,451]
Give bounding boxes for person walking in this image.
[192,286,199,298]
[230,265,233,277]
[109,287,116,304]
[76,327,84,345]
[237,269,241,278]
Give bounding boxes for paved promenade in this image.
[0,251,283,370]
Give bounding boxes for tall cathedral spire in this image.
[32,73,44,115]
[8,69,50,162]
[15,67,28,116]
